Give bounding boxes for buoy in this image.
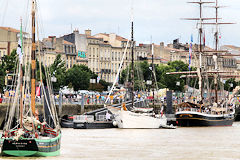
[113,121,118,126]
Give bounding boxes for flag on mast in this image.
[189,34,193,71]
[203,31,206,47]
[17,19,23,64]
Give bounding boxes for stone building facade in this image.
[0,27,30,61]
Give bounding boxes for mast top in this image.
[188,1,214,4]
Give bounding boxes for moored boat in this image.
[0,0,61,156]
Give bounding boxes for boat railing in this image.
[96,115,106,121]
[73,115,94,123]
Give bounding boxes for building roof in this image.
[97,33,128,42]
[0,27,27,34]
[87,36,104,40]
[63,40,74,45]
[222,45,240,51]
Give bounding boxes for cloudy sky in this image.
[0,0,239,47]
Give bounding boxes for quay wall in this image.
[0,104,165,127]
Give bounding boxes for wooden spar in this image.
[167,71,235,75]
[202,50,228,53]
[31,0,36,116]
[166,71,198,75]
[181,18,220,20]
[202,22,235,25]
[181,75,240,78]
[187,1,214,4]
[203,54,240,57]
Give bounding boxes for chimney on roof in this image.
[109,33,116,41]
[48,36,56,44]
[160,42,164,48]
[73,29,79,34]
[85,29,91,36]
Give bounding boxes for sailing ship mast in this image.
[131,18,134,108]
[203,0,235,103]
[19,18,23,128]
[151,43,155,106]
[186,0,214,102]
[130,4,134,108]
[31,0,36,116]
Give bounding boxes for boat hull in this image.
[73,121,116,129]
[176,111,234,127]
[115,110,167,129]
[60,119,73,128]
[1,134,61,157]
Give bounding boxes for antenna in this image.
[130,0,134,23]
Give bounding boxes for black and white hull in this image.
[176,111,234,127]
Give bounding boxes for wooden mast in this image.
[214,0,219,103]
[151,43,155,106]
[187,0,214,102]
[31,0,36,116]
[20,18,23,128]
[203,0,235,103]
[131,16,134,108]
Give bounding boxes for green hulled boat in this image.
[0,0,61,157]
[1,132,61,157]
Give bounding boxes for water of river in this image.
[1,122,240,160]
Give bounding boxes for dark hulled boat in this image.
[170,0,237,127]
[175,102,234,127]
[60,115,73,128]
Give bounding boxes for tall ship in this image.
[0,0,61,156]
[168,0,237,127]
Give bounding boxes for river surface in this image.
[1,122,240,160]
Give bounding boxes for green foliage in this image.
[0,50,18,92]
[2,49,17,73]
[99,79,111,91]
[156,61,195,91]
[36,59,46,83]
[50,54,66,91]
[65,65,92,91]
[120,61,151,90]
[89,83,104,92]
[224,78,238,92]
[120,60,196,92]
[0,64,5,93]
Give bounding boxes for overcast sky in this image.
[0,0,239,47]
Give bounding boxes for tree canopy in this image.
[65,65,92,91]
[120,60,196,92]
[50,54,66,91]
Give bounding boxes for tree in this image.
[0,50,18,92]
[2,49,17,73]
[99,79,111,91]
[120,60,196,92]
[0,64,5,93]
[65,65,92,91]
[50,54,66,91]
[120,61,152,90]
[156,61,195,91]
[224,78,238,92]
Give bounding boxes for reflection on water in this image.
[1,122,240,160]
